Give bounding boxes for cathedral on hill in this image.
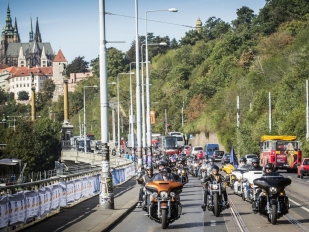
[0,4,54,67]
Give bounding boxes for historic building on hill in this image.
[0,4,54,67]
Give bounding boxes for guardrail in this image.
[0,160,135,232]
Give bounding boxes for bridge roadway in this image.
[19,169,309,232]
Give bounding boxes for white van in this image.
[175,135,184,147]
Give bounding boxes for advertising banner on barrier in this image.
[9,192,25,226]
[0,195,9,229]
[124,164,135,180]
[51,184,60,210]
[66,181,75,203]
[38,187,51,218]
[59,181,67,207]
[24,191,39,221]
[74,180,82,201]
[94,175,100,194]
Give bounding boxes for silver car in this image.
[245,154,258,165]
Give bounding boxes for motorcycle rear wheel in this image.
[269,204,278,225]
[213,194,221,217]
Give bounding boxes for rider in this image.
[136,165,155,208]
[233,157,248,195]
[252,163,282,212]
[247,157,263,171]
[201,165,229,210]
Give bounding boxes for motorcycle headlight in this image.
[269,187,277,194]
[152,192,158,198]
[212,184,219,190]
[160,191,168,198]
[170,192,176,197]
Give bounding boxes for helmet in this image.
[211,165,219,174]
[146,165,153,171]
[162,167,172,176]
[264,163,274,171]
[178,160,182,164]
[239,157,247,163]
[158,160,167,167]
[251,157,259,166]
[209,157,215,163]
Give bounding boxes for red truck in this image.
[297,158,309,179]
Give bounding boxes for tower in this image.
[34,17,42,42]
[196,17,202,33]
[29,17,33,42]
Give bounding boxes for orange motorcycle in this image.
[145,180,183,229]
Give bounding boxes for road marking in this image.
[210,220,216,226]
[289,198,309,213]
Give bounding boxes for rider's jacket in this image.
[201,173,225,183]
[153,172,175,181]
[262,171,282,177]
[142,174,154,185]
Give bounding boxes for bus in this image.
[259,135,302,172]
[158,135,179,155]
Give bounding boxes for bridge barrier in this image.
[0,160,135,232]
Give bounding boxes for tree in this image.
[17,91,29,100]
[66,56,89,77]
[179,30,203,46]
[42,79,55,99]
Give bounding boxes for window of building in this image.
[27,83,29,87]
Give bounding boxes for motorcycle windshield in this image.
[253,176,291,191]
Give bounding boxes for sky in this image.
[0,0,267,64]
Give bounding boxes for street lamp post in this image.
[83,85,97,153]
[117,73,132,157]
[145,8,177,166]
[141,43,166,163]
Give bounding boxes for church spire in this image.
[29,16,33,42]
[34,17,42,42]
[5,3,13,32]
[14,17,20,42]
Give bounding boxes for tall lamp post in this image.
[83,85,98,153]
[145,8,177,165]
[117,73,132,156]
[141,42,166,157]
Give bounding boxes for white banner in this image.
[38,187,51,217]
[59,181,67,207]
[0,195,9,229]
[88,177,95,196]
[124,164,135,180]
[51,184,60,210]
[66,181,75,203]
[9,192,25,226]
[74,180,82,201]
[24,191,39,221]
[82,177,89,198]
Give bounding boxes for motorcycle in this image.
[178,167,188,184]
[204,179,229,216]
[253,175,291,225]
[242,170,263,202]
[221,164,235,189]
[145,180,183,229]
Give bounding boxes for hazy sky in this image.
[0,0,266,64]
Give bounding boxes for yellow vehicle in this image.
[221,164,235,189]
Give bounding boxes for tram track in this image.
[228,196,249,232]
[284,214,309,232]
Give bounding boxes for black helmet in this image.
[158,160,167,167]
[264,163,274,171]
[211,165,219,174]
[251,157,259,165]
[209,157,215,163]
[162,167,172,176]
[239,157,247,163]
[146,165,153,171]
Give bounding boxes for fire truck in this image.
[259,135,302,173]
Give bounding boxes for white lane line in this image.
[210,220,216,226]
[289,198,309,213]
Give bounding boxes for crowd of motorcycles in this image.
[135,151,292,229]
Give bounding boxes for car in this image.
[213,150,224,161]
[244,154,258,165]
[297,158,309,179]
[221,154,231,165]
[169,131,182,136]
[191,146,203,156]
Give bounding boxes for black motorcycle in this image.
[203,180,228,216]
[253,175,291,225]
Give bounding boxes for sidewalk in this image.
[21,178,140,232]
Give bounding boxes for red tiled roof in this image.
[0,64,9,69]
[7,66,53,79]
[53,49,67,62]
